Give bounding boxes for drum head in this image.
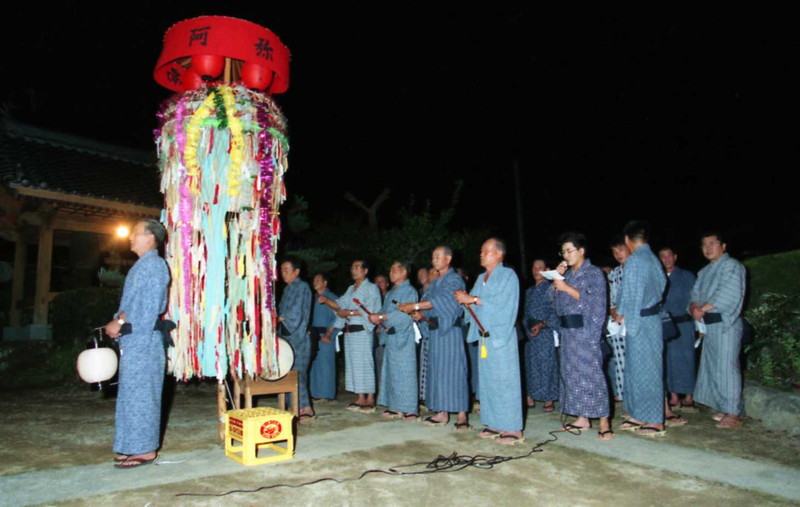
[261,337,295,380]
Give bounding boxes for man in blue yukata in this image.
[277,258,313,420]
[104,219,170,468]
[455,238,524,445]
[659,247,698,411]
[616,221,677,437]
[309,273,339,401]
[321,259,382,412]
[399,246,469,429]
[369,261,420,421]
[690,231,746,429]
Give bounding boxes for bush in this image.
[744,250,800,306]
[745,292,800,389]
[51,287,121,347]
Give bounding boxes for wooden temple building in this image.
[0,118,161,339]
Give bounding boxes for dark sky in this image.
[2,4,797,273]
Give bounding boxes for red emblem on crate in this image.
[260,420,282,439]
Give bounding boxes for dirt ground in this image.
[2,380,799,506]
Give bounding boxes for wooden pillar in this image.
[33,220,54,325]
[9,237,27,327]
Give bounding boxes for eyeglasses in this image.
[559,247,578,257]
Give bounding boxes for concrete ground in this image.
[1,381,799,506]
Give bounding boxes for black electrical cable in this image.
[175,429,569,498]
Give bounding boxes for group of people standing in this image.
[278,222,746,445]
[105,218,747,467]
[524,222,746,441]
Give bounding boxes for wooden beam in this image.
[9,184,160,217]
[20,211,137,235]
[9,239,27,327]
[33,219,54,325]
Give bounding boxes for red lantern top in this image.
[154,16,290,93]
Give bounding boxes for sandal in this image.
[402,413,419,422]
[422,416,448,426]
[114,455,157,469]
[359,404,376,413]
[635,426,667,437]
[712,413,725,422]
[298,413,316,423]
[454,422,472,431]
[678,401,698,412]
[496,434,526,445]
[381,409,402,419]
[478,427,501,439]
[665,415,688,427]
[113,454,130,462]
[619,419,642,431]
[543,402,555,413]
[562,423,589,433]
[346,403,363,411]
[598,429,616,441]
[716,416,743,429]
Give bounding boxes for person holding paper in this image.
[553,232,614,440]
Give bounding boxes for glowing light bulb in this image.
[116,225,130,238]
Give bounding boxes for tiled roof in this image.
[0,119,162,208]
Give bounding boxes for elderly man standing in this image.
[659,247,698,411]
[690,232,746,429]
[400,246,469,429]
[309,273,339,402]
[616,221,669,437]
[324,259,381,412]
[104,219,170,468]
[277,259,313,419]
[370,261,419,421]
[455,238,522,445]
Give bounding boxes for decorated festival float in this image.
[154,16,295,464]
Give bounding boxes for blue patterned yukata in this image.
[606,264,626,400]
[618,244,667,424]
[278,278,312,409]
[663,266,697,395]
[309,288,338,400]
[333,280,381,394]
[556,260,609,419]
[691,253,746,415]
[424,268,469,413]
[114,249,170,456]
[524,280,560,402]
[377,280,419,414]
[466,264,522,432]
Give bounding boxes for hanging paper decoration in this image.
[154,17,291,381]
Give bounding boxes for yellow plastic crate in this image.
[225,407,295,466]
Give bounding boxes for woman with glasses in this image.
[553,232,614,440]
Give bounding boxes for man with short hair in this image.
[455,238,523,444]
[400,246,469,429]
[616,221,669,436]
[327,259,382,411]
[309,273,338,402]
[104,219,170,468]
[690,232,746,428]
[369,261,419,420]
[659,247,697,410]
[277,258,313,419]
[607,235,631,402]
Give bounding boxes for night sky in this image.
[2,4,797,274]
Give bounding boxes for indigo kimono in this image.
[278,278,312,408]
[114,249,170,456]
[617,244,667,423]
[424,268,469,413]
[555,259,608,419]
[466,264,522,432]
[691,253,746,415]
[524,280,559,402]
[333,280,381,393]
[377,280,419,414]
[663,266,697,395]
[310,288,338,400]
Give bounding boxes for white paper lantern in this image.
[77,347,118,383]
